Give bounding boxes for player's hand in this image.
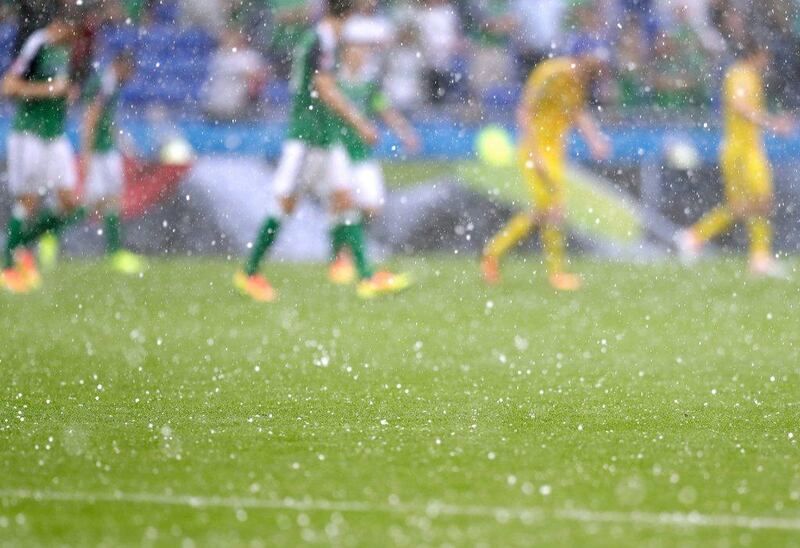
[78,155,89,183]
[770,115,794,136]
[524,153,549,181]
[49,79,71,97]
[67,84,81,105]
[590,133,612,161]
[400,130,420,154]
[357,120,380,146]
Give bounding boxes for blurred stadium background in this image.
[2,0,800,258]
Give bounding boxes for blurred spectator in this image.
[121,0,158,24]
[1,0,796,116]
[415,0,465,104]
[179,0,228,36]
[656,0,726,54]
[458,0,515,96]
[510,0,566,77]
[619,0,658,44]
[564,0,614,43]
[758,0,800,108]
[616,14,651,108]
[202,28,268,121]
[649,31,710,109]
[0,1,15,23]
[708,0,747,50]
[13,0,58,53]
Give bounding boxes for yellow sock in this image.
[748,216,772,258]
[541,224,565,276]
[485,213,535,259]
[692,206,733,243]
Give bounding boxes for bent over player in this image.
[2,13,85,293]
[481,44,611,291]
[677,39,793,277]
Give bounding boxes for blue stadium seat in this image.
[265,82,291,105]
[0,23,17,72]
[175,28,216,55]
[151,0,180,25]
[483,85,522,110]
[0,23,16,48]
[104,25,139,49]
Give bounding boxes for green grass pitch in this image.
[1,257,799,546]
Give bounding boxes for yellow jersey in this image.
[520,57,585,156]
[722,62,765,150]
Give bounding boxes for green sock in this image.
[55,206,87,235]
[22,208,60,242]
[22,206,85,244]
[104,212,121,254]
[4,215,24,268]
[330,223,347,260]
[337,221,373,280]
[245,217,281,275]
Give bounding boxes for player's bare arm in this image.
[730,92,793,135]
[516,80,542,138]
[80,97,105,176]
[314,72,379,145]
[575,109,611,160]
[1,71,70,99]
[380,108,419,153]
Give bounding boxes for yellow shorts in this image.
[720,144,772,206]
[518,145,564,211]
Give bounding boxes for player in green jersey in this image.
[81,51,147,275]
[235,0,407,302]
[1,13,86,293]
[328,24,419,291]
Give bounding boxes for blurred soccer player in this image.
[81,51,146,275]
[235,0,407,302]
[1,12,85,293]
[676,39,793,278]
[481,43,611,291]
[328,18,419,288]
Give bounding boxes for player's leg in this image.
[3,133,44,292]
[482,214,536,284]
[677,148,738,261]
[89,151,146,274]
[3,197,42,293]
[235,140,305,301]
[329,160,384,285]
[745,152,784,277]
[328,148,373,283]
[36,137,86,276]
[324,147,408,298]
[532,157,579,290]
[50,135,86,236]
[244,140,304,275]
[481,147,538,284]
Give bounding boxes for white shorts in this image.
[85,150,124,204]
[351,160,386,211]
[7,132,77,196]
[271,139,351,201]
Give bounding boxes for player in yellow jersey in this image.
[481,44,611,291]
[677,39,794,277]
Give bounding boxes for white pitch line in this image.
[1,488,800,532]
